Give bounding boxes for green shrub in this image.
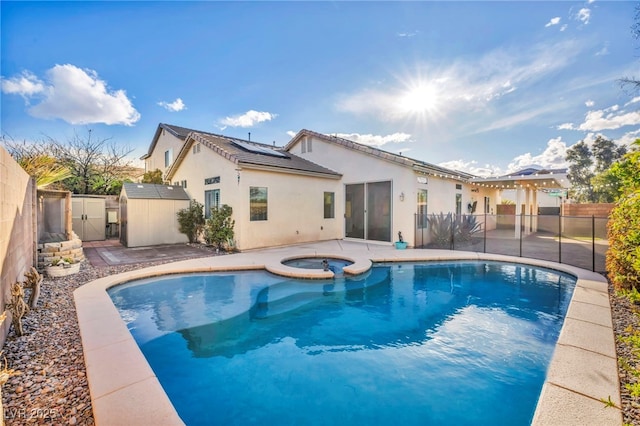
[177,200,205,243]
[204,204,235,250]
[607,191,640,291]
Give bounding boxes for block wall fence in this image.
[0,146,36,347]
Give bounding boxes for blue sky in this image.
[1,1,639,176]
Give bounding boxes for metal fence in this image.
[414,214,609,273]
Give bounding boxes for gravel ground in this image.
[1,250,639,425]
[1,245,218,425]
[610,281,640,425]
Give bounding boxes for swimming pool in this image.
[109,260,576,425]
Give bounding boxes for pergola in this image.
[469,169,570,238]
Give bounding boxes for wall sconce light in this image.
[399,192,405,202]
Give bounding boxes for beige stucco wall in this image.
[0,146,36,346]
[291,135,497,246]
[144,129,184,178]
[171,141,342,251]
[123,198,190,247]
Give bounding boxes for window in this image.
[301,139,306,153]
[164,149,173,167]
[181,180,187,188]
[307,137,312,152]
[455,183,462,190]
[324,192,335,219]
[192,143,201,154]
[205,189,220,219]
[456,193,462,215]
[417,190,428,228]
[484,196,491,214]
[250,187,268,221]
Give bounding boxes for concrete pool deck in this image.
[74,240,622,425]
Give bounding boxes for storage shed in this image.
[120,183,190,247]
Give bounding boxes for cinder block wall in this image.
[0,146,36,346]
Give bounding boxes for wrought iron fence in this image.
[414,213,609,273]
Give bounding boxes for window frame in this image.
[250,187,268,221]
[324,192,335,219]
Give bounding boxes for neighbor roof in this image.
[285,129,476,181]
[165,131,342,181]
[122,182,190,200]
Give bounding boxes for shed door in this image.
[71,197,106,241]
[84,198,106,241]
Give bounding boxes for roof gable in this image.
[285,129,474,181]
[140,123,226,160]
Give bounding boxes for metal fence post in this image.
[483,212,487,253]
[592,215,596,272]
[558,213,562,265]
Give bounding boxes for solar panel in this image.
[231,140,288,158]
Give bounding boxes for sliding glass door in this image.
[345,181,391,242]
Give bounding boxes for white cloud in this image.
[615,128,640,147]
[545,17,561,27]
[624,96,640,107]
[595,44,609,56]
[286,130,297,138]
[158,98,186,112]
[578,106,640,131]
[10,64,140,126]
[560,24,568,32]
[1,71,45,98]
[505,137,569,173]
[334,132,412,147]
[557,122,575,130]
[438,159,501,177]
[220,110,277,128]
[577,8,591,25]
[397,31,419,38]
[585,100,595,107]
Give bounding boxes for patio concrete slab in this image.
[74,240,622,426]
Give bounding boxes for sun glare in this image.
[399,83,438,114]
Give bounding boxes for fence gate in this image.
[72,197,106,241]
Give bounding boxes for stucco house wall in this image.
[288,133,489,246]
[170,140,342,251]
[141,126,185,177]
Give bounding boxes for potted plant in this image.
[45,257,80,278]
[395,231,408,249]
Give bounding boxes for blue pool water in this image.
[108,261,576,425]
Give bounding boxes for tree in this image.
[566,141,594,202]
[50,130,134,195]
[620,4,640,94]
[565,137,627,202]
[1,136,72,189]
[142,169,164,184]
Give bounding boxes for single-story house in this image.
[141,123,569,250]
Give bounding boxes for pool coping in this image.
[74,241,622,425]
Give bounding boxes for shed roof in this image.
[122,182,190,200]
